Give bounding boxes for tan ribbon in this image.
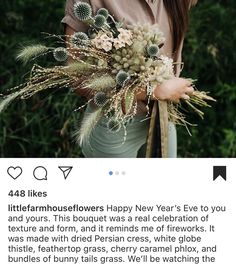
[145,100,169,158]
[159,100,169,157]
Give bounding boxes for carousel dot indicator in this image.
[115,171,119,175]
[109,171,113,176]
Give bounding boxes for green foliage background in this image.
[0,0,235,157]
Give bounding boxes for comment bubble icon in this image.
[33,166,47,181]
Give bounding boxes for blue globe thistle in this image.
[147,44,160,57]
[97,8,109,19]
[74,2,92,21]
[107,119,121,132]
[116,70,130,86]
[94,14,106,28]
[53,47,68,62]
[71,32,89,46]
[94,92,108,107]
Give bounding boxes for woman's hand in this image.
[153,77,194,102]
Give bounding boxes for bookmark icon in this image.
[213,166,227,181]
[58,166,73,180]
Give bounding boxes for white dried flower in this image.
[100,33,113,42]
[113,39,126,50]
[101,41,113,52]
[118,28,132,39]
[91,38,104,50]
[159,55,174,76]
[118,28,133,46]
[91,32,113,51]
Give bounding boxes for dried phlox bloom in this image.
[91,32,113,51]
[118,28,132,39]
[117,28,133,46]
[159,55,174,76]
[113,38,126,49]
[101,41,113,52]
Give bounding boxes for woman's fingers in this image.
[184,79,193,87]
[181,94,190,100]
[185,86,194,94]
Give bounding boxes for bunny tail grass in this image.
[16,45,49,64]
[84,75,116,90]
[0,90,26,113]
[73,108,102,146]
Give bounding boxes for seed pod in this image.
[122,49,128,56]
[94,14,106,28]
[115,65,122,71]
[97,8,109,19]
[74,2,92,21]
[123,63,129,69]
[128,50,133,56]
[128,70,135,75]
[145,58,153,68]
[53,47,68,62]
[116,70,130,86]
[130,65,140,72]
[143,40,148,46]
[114,55,122,62]
[147,44,160,57]
[133,58,140,65]
[97,59,107,67]
[94,92,108,107]
[127,59,134,66]
[71,32,89,47]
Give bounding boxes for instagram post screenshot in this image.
[0,0,235,264]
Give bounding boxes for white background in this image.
[0,158,235,264]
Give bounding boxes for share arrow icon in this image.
[58,166,73,180]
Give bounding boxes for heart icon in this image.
[7,166,23,180]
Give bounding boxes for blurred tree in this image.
[178,0,236,157]
[0,0,83,157]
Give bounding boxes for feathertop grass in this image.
[16,44,49,65]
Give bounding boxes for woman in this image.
[62,0,196,158]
